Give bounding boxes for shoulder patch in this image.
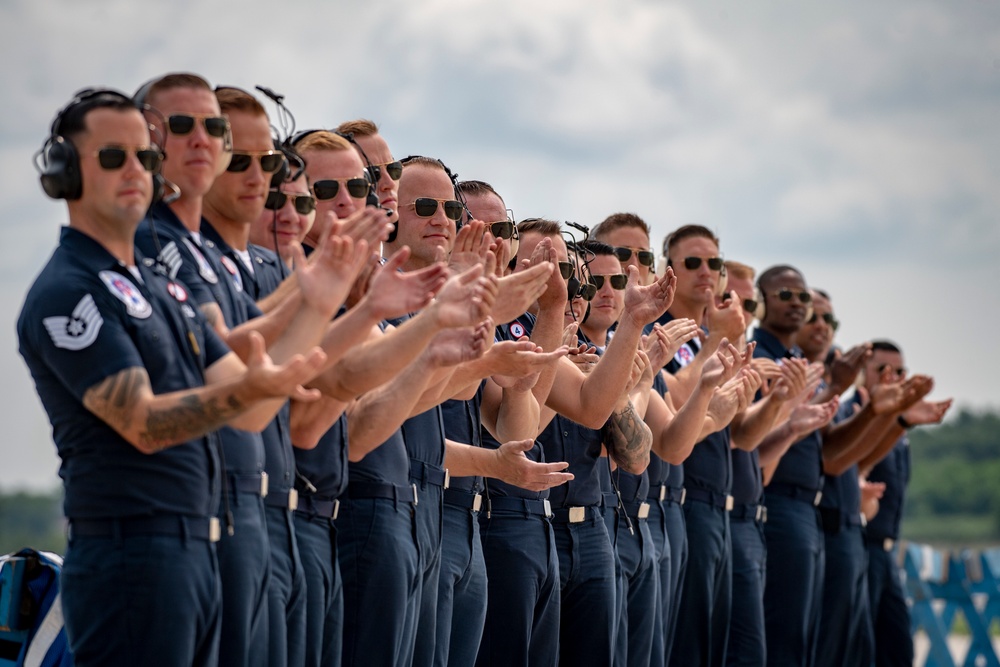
[219,255,243,292]
[509,322,526,339]
[158,240,183,279]
[675,345,694,367]
[167,281,188,303]
[99,271,152,319]
[181,237,218,284]
[43,294,103,351]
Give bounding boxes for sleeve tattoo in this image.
[601,399,652,471]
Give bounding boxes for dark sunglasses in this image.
[265,191,316,215]
[577,282,597,301]
[723,291,758,315]
[489,220,518,240]
[613,246,655,267]
[167,114,228,138]
[589,274,628,290]
[769,289,812,304]
[92,145,162,172]
[877,363,907,378]
[680,256,724,271]
[227,150,284,173]
[367,160,403,182]
[807,311,839,331]
[558,262,574,280]
[313,178,369,201]
[408,197,464,221]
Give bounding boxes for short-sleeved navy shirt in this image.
[442,382,486,494]
[866,435,910,541]
[818,392,863,517]
[753,328,824,494]
[18,227,230,519]
[646,372,671,488]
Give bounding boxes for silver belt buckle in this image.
[209,517,221,543]
[755,505,763,522]
[543,499,553,518]
[412,483,419,506]
[569,506,586,523]
[659,485,666,501]
[813,491,823,506]
[637,502,650,519]
[443,469,450,490]
[260,471,269,498]
[471,494,483,512]
[680,488,687,505]
[883,538,894,552]
[332,499,340,521]
[287,488,299,511]
[725,495,734,511]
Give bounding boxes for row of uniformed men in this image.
[19,72,949,667]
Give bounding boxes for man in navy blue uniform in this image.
[18,87,328,667]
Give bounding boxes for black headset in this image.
[35,88,146,200]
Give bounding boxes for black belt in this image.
[347,481,418,505]
[819,506,864,533]
[264,488,299,511]
[648,484,686,505]
[622,499,651,520]
[684,487,734,510]
[69,515,220,542]
[731,502,767,523]
[228,471,268,497]
[766,482,823,506]
[485,496,553,518]
[409,460,449,489]
[443,488,483,512]
[295,495,340,520]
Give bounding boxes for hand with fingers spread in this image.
[705,291,747,342]
[492,439,575,492]
[828,343,873,395]
[337,207,394,247]
[492,262,554,324]
[426,319,493,367]
[788,397,840,438]
[651,319,701,362]
[447,220,492,275]
[629,349,653,393]
[769,357,810,403]
[621,265,678,328]
[566,339,600,374]
[362,248,449,321]
[240,331,328,403]
[870,374,933,415]
[901,397,952,427]
[706,374,746,430]
[293,233,370,318]
[491,344,570,392]
[699,338,743,390]
[430,264,498,328]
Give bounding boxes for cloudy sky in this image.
[1,0,998,491]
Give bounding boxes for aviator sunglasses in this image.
[768,289,813,304]
[723,291,759,315]
[313,178,370,201]
[92,145,162,172]
[678,256,724,271]
[589,274,628,290]
[227,150,284,173]
[807,311,840,331]
[167,114,228,138]
[367,160,403,182]
[265,191,316,215]
[613,246,655,267]
[408,197,464,221]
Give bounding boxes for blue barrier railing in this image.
[904,543,1000,667]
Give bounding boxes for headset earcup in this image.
[39,137,81,200]
[216,121,233,175]
[387,222,398,243]
[803,301,814,324]
[753,286,766,322]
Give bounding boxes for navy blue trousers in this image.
[216,491,270,667]
[338,496,420,666]
[669,500,732,667]
[727,517,767,667]
[475,508,560,667]
[816,525,873,667]
[612,512,657,667]
[62,532,221,667]
[662,500,687,665]
[554,507,618,666]
[292,512,342,667]
[263,506,306,667]
[412,483,444,667]
[867,543,912,667]
[762,495,824,667]
[435,503,488,667]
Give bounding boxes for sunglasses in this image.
[489,220,519,240]
[576,282,597,301]
[807,311,840,331]
[877,363,907,378]
[313,178,369,201]
[227,150,284,174]
[408,197,464,221]
[589,274,628,290]
[613,246,655,267]
[367,160,403,182]
[723,291,758,315]
[558,261,574,280]
[167,114,228,138]
[768,289,813,304]
[265,191,316,215]
[679,256,724,271]
[92,145,162,172]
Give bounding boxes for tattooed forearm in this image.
[601,400,652,473]
[139,394,243,452]
[85,367,150,435]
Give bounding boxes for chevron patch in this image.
[43,294,103,351]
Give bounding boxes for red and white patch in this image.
[675,345,694,367]
[219,256,243,292]
[167,282,188,303]
[510,322,526,339]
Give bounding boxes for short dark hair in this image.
[335,118,379,138]
[55,90,138,144]
[592,212,650,241]
[139,72,213,108]
[663,224,719,258]
[578,239,615,257]
[870,339,902,354]
[215,86,267,117]
[517,217,561,237]
[757,264,805,291]
[457,179,501,201]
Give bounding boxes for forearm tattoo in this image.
[85,367,244,452]
[602,400,652,471]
